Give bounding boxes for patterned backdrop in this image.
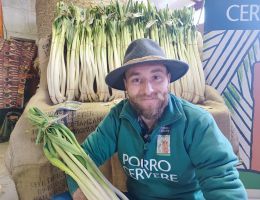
[0,39,37,109]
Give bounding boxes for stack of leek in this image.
[28,107,128,200]
[47,1,205,104]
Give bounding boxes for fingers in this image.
[72,188,87,200]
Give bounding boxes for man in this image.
[67,38,247,199]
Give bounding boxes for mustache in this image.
[134,92,165,100]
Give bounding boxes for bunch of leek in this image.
[28,107,128,200]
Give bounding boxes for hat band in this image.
[123,55,166,66]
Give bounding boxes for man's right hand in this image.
[72,188,87,200]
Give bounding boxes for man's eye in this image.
[153,75,162,81]
[131,78,141,83]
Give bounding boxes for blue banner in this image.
[203,0,260,190]
[205,0,260,32]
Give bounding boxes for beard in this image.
[128,91,169,120]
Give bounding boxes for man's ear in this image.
[124,79,127,90]
[167,73,171,92]
[167,73,171,83]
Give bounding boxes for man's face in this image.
[124,63,170,120]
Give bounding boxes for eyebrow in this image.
[151,68,166,73]
[126,68,166,78]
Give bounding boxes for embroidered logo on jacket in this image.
[122,154,178,182]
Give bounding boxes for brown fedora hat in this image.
[105,38,189,90]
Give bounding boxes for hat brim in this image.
[105,59,189,91]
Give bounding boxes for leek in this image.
[28,107,128,200]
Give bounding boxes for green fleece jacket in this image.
[67,94,247,200]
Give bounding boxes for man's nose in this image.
[141,80,154,94]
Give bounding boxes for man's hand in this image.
[72,188,87,200]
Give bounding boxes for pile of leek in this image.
[47,1,205,104]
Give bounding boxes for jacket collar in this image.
[119,93,183,126]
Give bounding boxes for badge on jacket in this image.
[157,126,171,156]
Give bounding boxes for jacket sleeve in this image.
[185,112,247,200]
[66,108,119,196]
